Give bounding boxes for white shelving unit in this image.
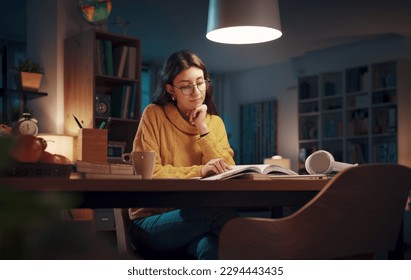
[298,60,407,171]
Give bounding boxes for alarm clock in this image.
[15,113,39,136]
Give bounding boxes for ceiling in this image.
[1,0,411,73]
[108,0,411,73]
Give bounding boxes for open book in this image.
[202,164,298,180]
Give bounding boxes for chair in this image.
[113,208,138,258]
[113,208,194,259]
[219,164,411,259]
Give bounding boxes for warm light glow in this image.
[206,0,282,44]
[206,26,282,44]
[38,134,75,162]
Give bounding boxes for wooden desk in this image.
[1,176,405,259]
[1,177,328,209]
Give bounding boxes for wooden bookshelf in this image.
[64,30,142,241]
[64,29,142,154]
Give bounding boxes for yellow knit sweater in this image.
[129,103,235,219]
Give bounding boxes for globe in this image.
[79,0,112,24]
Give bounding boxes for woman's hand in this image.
[186,104,209,135]
[201,158,232,177]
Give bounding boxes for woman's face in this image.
[166,66,206,115]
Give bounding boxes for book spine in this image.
[122,86,132,119]
[113,45,128,77]
[125,46,137,80]
[128,83,138,119]
[98,39,106,75]
[104,40,114,76]
[94,39,101,74]
[119,86,127,118]
[388,106,397,132]
[110,86,123,118]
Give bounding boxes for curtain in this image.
[240,100,277,164]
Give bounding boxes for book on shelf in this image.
[76,160,134,175]
[201,164,299,181]
[128,83,138,119]
[104,40,114,76]
[124,46,137,80]
[349,143,366,163]
[113,45,128,78]
[110,86,123,118]
[374,142,397,163]
[94,39,102,75]
[96,39,106,75]
[122,85,132,119]
[388,107,397,132]
[111,85,134,119]
[95,39,119,76]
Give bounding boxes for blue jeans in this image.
[129,208,237,260]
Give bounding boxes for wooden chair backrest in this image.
[113,209,194,260]
[219,164,411,259]
[113,208,133,255]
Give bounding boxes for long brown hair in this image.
[152,49,218,115]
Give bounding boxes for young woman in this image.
[128,49,237,260]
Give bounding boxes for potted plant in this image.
[16,60,44,91]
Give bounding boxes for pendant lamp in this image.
[206,0,282,44]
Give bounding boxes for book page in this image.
[201,165,258,180]
[262,164,298,175]
[201,164,297,180]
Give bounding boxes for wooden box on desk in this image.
[77,128,108,163]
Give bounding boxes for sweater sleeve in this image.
[133,105,203,179]
[197,115,235,165]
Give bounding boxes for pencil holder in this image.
[77,128,108,163]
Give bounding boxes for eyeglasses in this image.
[173,80,210,96]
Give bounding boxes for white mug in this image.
[122,151,156,179]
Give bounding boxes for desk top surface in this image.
[1,176,329,192]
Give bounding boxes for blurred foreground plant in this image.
[0,136,128,259]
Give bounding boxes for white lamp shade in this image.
[206,0,282,44]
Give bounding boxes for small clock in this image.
[16,113,39,136]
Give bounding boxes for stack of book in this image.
[76,160,141,179]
